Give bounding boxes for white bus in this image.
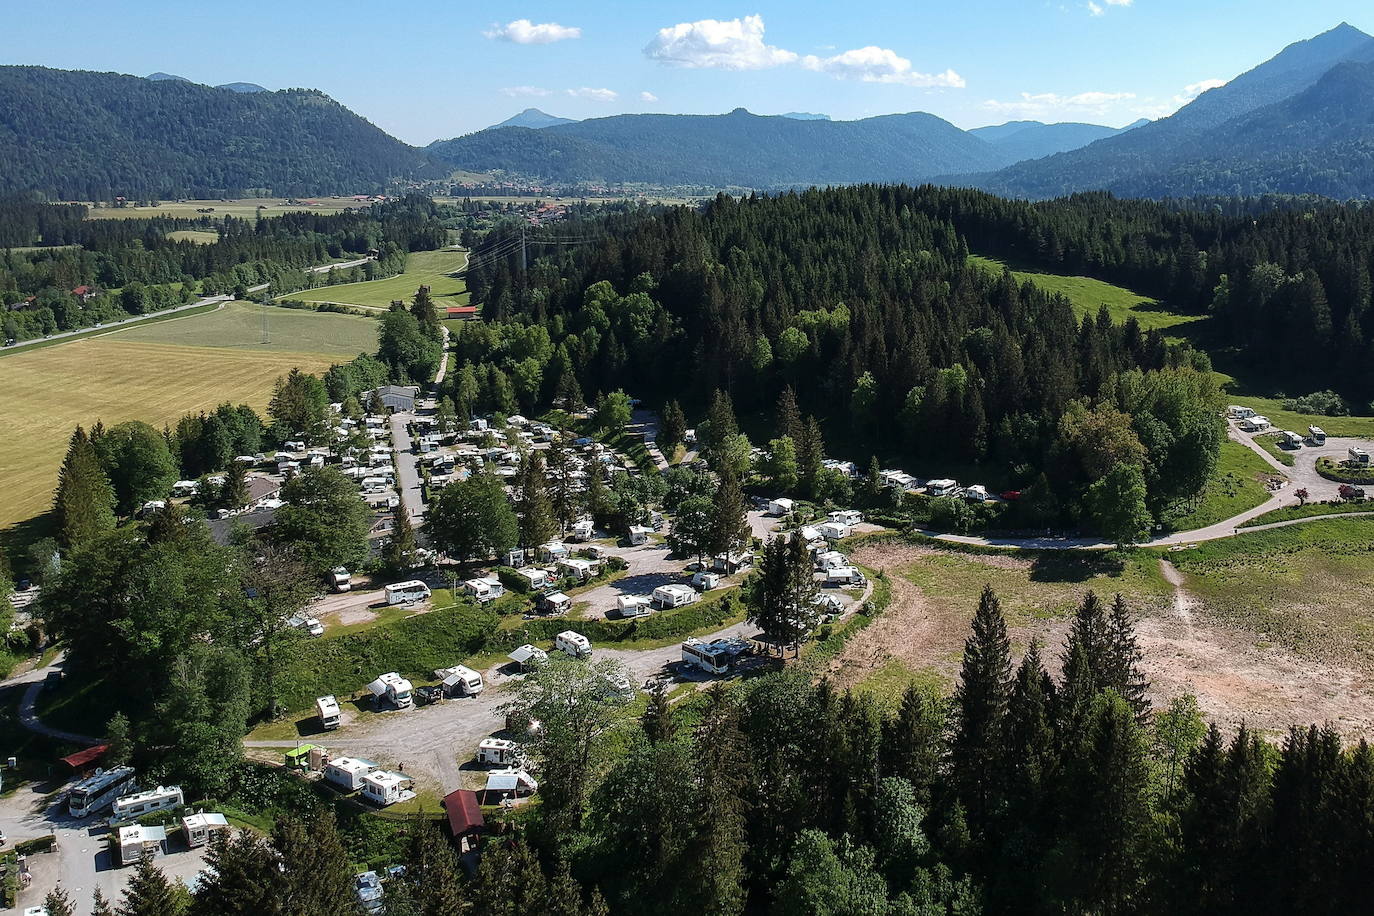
[681,638,751,675]
[68,765,137,818]
[112,785,184,823]
[385,581,431,606]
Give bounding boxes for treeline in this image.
[459,187,1219,537]
[0,195,447,342]
[57,586,1374,916]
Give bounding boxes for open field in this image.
[114,300,378,355]
[82,198,357,220]
[0,339,340,530]
[829,524,1374,739]
[297,249,469,310]
[166,229,219,244]
[1159,438,1279,531]
[968,254,1204,340]
[1217,388,1374,439]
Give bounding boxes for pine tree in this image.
[797,415,825,500]
[1104,594,1151,721]
[402,816,465,916]
[116,855,183,916]
[658,399,687,458]
[704,389,739,458]
[546,857,589,916]
[950,585,1012,838]
[641,679,678,744]
[386,503,417,572]
[517,453,557,548]
[1001,640,1059,820]
[862,455,883,507]
[880,682,946,806]
[272,812,358,916]
[545,435,581,533]
[190,829,278,915]
[54,425,116,547]
[221,460,249,509]
[410,285,439,335]
[685,687,749,916]
[106,711,133,767]
[707,467,748,567]
[471,834,547,916]
[776,385,803,444]
[91,890,115,916]
[44,887,75,916]
[1058,590,1110,738]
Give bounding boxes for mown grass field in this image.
[297,249,469,310]
[115,301,378,355]
[1238,501,1374,528]
[0,338,342,530]
[1217,388,1374,439]
[1159,438,1278,531]
[83,198,354,220]
[967,254,1204,341]
[167,229,220,244]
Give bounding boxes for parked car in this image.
[413,685,444,706]
[1339,484,1366,500]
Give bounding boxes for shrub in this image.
[1282,390,1349,416]
[14,835,55,855]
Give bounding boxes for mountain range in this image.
[3,23,1374,200]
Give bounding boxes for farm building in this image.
[361,385,418,413]
[442,789,485,851]
[446,306,479,320]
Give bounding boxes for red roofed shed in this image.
[60,744,108,773]
[446,306,478,320]
[442,789,484,848]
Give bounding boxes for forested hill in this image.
[0,66,437,199]
[969,120,1140,163]
[966,22,1374,199]
[426,108,1013,187]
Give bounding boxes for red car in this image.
[1339,484,1366,500]
[1000,490,1022,501]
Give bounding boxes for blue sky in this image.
[3,1,1371,144]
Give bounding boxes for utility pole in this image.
[520,226,527,275]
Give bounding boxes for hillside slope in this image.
[429,108,1011,187]
[0,66,435,198]
[970,120,1139,162]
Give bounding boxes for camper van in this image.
[925,479,959,498]
[477,738,523,767]
[316,695,342,730]
[362,770,413,807]
[112,785,184,823]
[1351,447,1371,466]
[555,630,592,659]
[691,571,721,591]
[542,592,573,615]
[768,498,795,516]
[68,765,137,818]
[828,510,863,527]
[367,672,414,708]
[325,757,376,791]
[681,637,752,675]
[328,567,352,593]
[653,584,698,609]
[463,576,504,603]
[616,594,653,617]
[384,581,430,606]
[436,665,485,697]
[1309,426,1327,445]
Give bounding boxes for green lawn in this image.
[1238,501,1374,528]
[112,300,379,356]
[1216,389,1374,440]
[1253,432,1297,467]
[167,229,219,244]
[968,254,1204,341]
[1159,438,1278,532]
[298,249,470,310]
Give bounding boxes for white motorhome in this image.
[117,824,167,866]
[570,519,595,541]
[112,785,184,824]
[316,695,342,730]
[1281,431,1304,448]
[815,550,848,570]
[817,521,850,541]
[436,665,485,697]
[828,510,863,526]
[517,567,551,591]
[1309,425,1327,445]
[543,592,573,615]
[362,770,413,806]
[384,581,430,605]
[826,566,867,587]
[328,567,352,593]
[963,485,990,502]
[463,575,504,603]
[537,541,569,563]
[477,738,523,767]
[557,557,596,581]
[628,525,654,545]
[367,672,414,709]
[324,756,376,791]
[691,571,721,591]
[616,594,653,617]
[681,637,752,675]
[1352,447,1371,465]
[768,497,795,516]
[653,583,698,609]
[926,479,959,498]
[555,630,592,659]
[182,811,229,849]
[68,765,137,818]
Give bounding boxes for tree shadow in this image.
[1028,550,1126,583]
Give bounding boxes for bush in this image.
[14,835,55,855]
[1283,390,1349,416]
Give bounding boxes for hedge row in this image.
[496,591,745,650]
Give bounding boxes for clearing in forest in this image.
[114,300,378,355]
[834,526,1374,740]
[297,248,470,310]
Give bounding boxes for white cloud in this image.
[501,85,554,97]
[1087,2,1104,15]
[801,46,964,88]
[644,14,797,70]
[484,19,581,44]
[982,90,1137,119]
[639,91,659,102]
[566,87,618,102]
[1105,0,1133,5]
[1175,78,1227,104]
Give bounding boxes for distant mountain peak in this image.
[489,108,577,130]
[217,81,267,94]
[780,112,830,121]
[146,72,189,82]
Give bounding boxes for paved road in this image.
[389,413,425,523]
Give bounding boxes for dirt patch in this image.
[831,543,1374,741]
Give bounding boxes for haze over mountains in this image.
[2,23,1374,199]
